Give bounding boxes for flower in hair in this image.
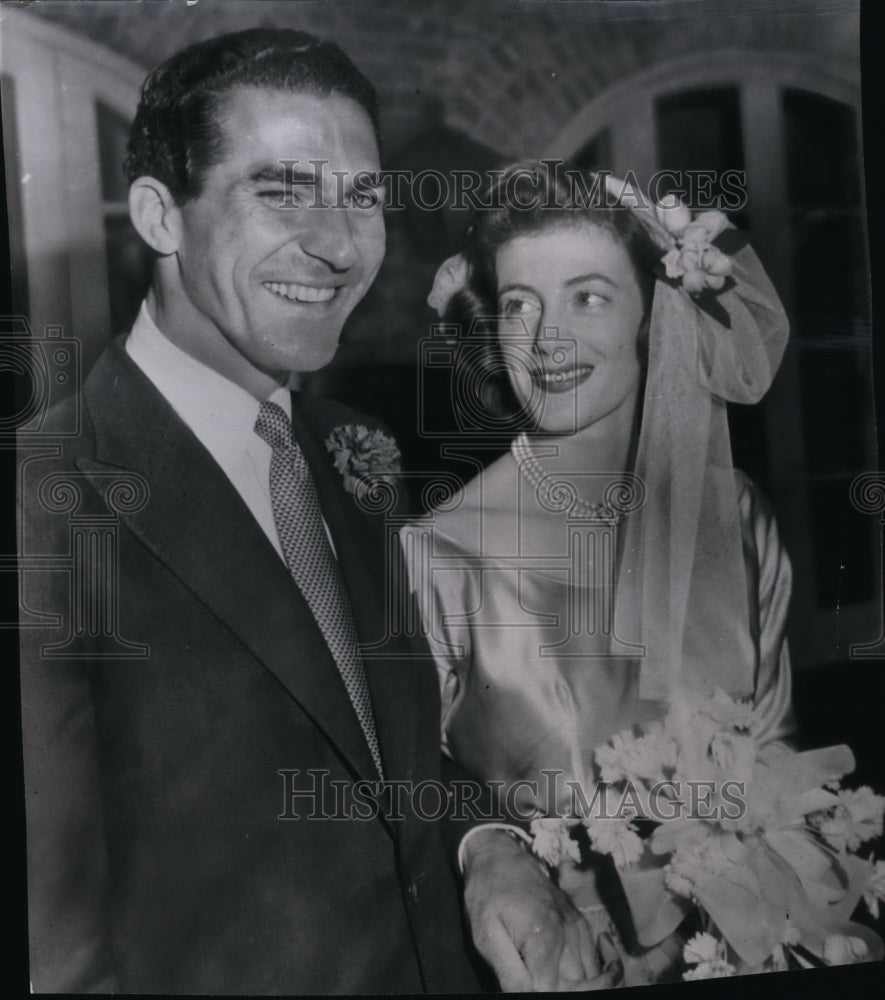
[653,195,750,327]
[654,194,693,236]
[427,253,469,317]
[325,425,402,495]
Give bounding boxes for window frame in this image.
[544,49,876,668]
[0,9,144,367]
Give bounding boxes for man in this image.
[19,28,616,993]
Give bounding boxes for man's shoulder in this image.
[300,393,393,437]
[21,339,136,454]
[297,395,403,463]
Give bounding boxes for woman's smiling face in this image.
[495,222,645,436]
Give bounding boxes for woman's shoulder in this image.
[412,450,522,554]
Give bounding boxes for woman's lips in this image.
[532,365,594,394]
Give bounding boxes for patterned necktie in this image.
[255,400,383,778]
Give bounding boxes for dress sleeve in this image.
[397,523,473,753]
[737,474,796,744]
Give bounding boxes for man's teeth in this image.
[538,366,593,383]
[264,282,336,303]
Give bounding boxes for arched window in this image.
[545,50,875,668]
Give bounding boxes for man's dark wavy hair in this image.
[445,161,661,427]
[124,28,381,203]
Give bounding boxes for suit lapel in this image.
[290,397,424,786]
[79,343,380,783]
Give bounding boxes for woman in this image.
[401,161,794,987]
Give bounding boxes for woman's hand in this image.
[461,828,623,991]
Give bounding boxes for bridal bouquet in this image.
[528,688,885,980]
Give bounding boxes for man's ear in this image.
[129,177,183,255]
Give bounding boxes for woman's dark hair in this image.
[124,28,381,203]
[446,161,661,429]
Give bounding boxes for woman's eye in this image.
[575,290,607,308]
[499,297,538,318]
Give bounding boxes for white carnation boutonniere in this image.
[653,194,750,329]
[325,424,402,496]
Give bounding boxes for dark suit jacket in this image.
[19,339,479,994]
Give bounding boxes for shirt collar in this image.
[125,301,292,445]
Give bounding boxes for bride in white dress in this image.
[402,161,794,987]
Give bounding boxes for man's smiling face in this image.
[168,85,385,389]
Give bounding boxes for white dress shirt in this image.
[125,301,331,563]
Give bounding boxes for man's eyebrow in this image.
[245,165,317,185]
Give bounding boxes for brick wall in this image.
[31,0,860,156]
[28,0,861,374]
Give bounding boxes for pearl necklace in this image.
[510,432,621,523]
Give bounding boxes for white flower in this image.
[702,272,727,291]
[683,932,736,980]
[631,724,679,774]
[654,194,693,236]
[663,831,751,907]
[582,815,643,868]
[701,245,733,277]
[822,934,868,965]
[663,863,694,898]
[838,786,885,849]
[811,786,885,851]
[863,859,885,919]
[662,247,685,280]
[682,268,708,294]
[685,210,730,243]
[683,932,720,965]
[594,723,677,785]
[810,809,853,851]
[654,208,736,298]
[684,959,737,980]
[529,818,580,867]
[595,735,628,784]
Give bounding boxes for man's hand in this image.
[461,829,622,992]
